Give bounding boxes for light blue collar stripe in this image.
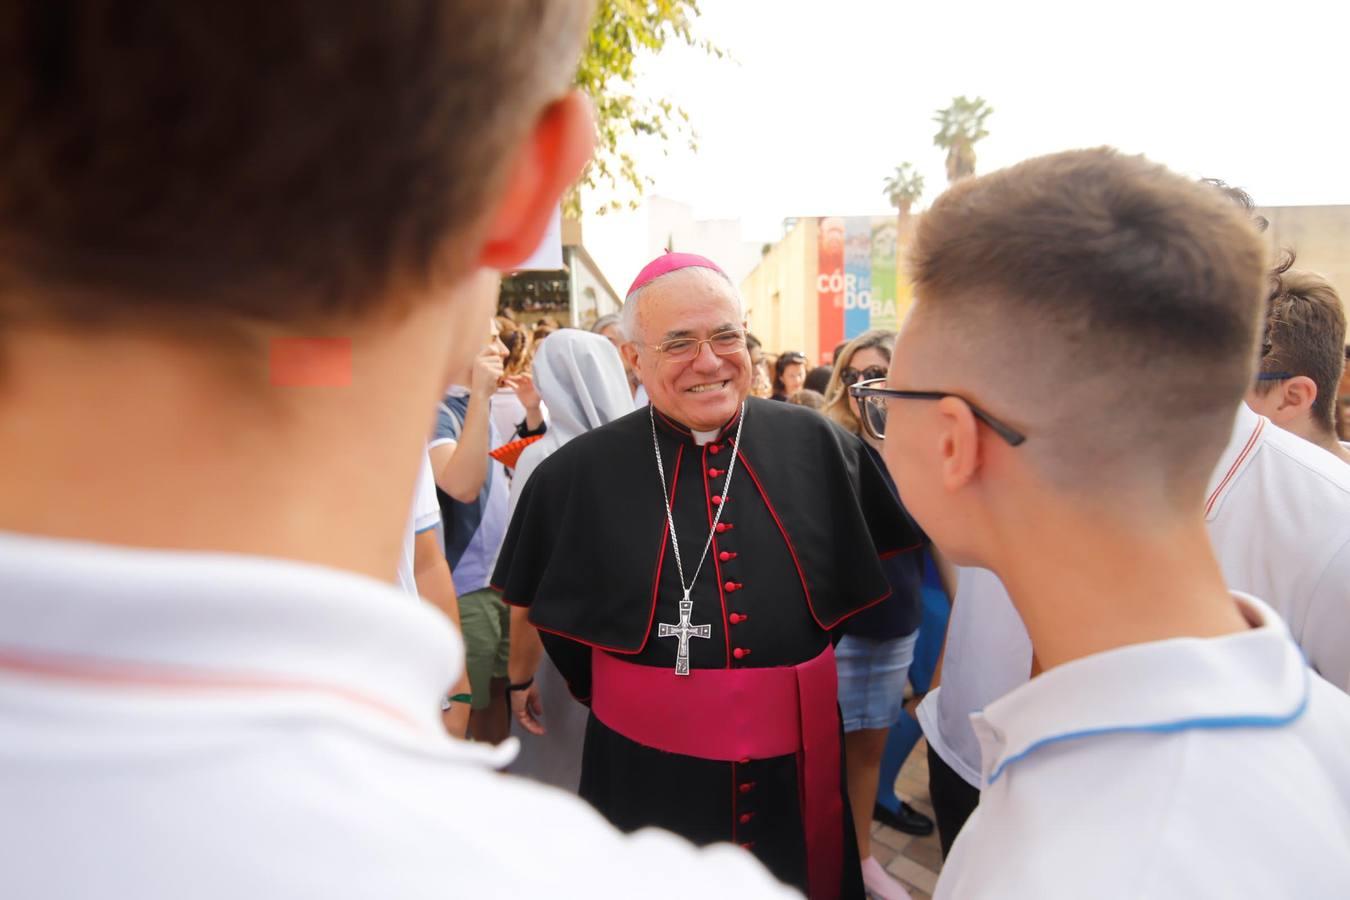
[987,665,1311,785]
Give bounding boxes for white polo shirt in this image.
[0,531,795,900]
[934,595,1350,899]
[921,404,1350,790]
[395,451,442,596]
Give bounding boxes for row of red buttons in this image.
[706,443,750,665]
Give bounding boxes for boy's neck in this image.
[1281,413,1350,464]
[995,502,1251,673]
[0,325,440,583]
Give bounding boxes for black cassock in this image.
[492,398,920,899]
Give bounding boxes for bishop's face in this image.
[625,268,752,432]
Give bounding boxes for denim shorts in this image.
[836,631,918,732]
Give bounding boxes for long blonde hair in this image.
[824,329,896,436]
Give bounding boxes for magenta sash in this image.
[591,646,843,900]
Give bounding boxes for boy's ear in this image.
[477,91,596,272]
[936,395,982,493]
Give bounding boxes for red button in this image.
[709,444,721,454]
[739,841,756,851]
[739,782,756,794]
[724,581,740,592]
[719,551,737,561]
[739,813,754,824]
[734,647,751,659]
[728,613,745,624]
[716,523,734,533]
[711,495,723,505]
[708,468,723,477]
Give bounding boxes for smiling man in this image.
[494,252,921,899]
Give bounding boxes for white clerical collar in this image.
[692,428,719,446]
[0,530,512,765]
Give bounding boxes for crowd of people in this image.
[3,3,1350,900]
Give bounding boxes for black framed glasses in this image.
[849,378,1027,446]
[839,365,888,387]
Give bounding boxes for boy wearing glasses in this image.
[854,148,1350,897]
[494,251,921,899]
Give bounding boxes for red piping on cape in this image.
[704,443,733,667]
[0,648,423,732]
[736,453,893,631]
[1206,417,1264,517]
[502,445,684,656]
[878,543,924,561]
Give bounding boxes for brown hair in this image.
[824,330,895,436]
[1254,267,1347,431]
[909,148,1269,492]
[496,315,530,377]
[0,0,592,331]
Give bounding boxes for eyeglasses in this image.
[849,378,1027,446]
[1256,371,1294,382]
[645,329,747,363]
[839,365,888,387]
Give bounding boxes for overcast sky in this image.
[586,0,1350,244]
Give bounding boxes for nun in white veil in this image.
[505,328,634,791]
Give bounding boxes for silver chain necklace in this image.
[649,403,748,675]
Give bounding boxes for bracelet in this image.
[506,677,534,693]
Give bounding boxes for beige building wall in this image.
[1260,206,1350,312]
[741,219,820,357]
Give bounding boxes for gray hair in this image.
[591,313,622,334]
[620,266,745,342]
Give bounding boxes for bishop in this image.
[493,253,922,899]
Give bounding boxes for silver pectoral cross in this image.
[657,597,711,676]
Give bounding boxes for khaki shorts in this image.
[458,588,511,710]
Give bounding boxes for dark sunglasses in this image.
[840,365,888,387]
[849,378,1027,446]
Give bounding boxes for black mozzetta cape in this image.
[493,397,920,672]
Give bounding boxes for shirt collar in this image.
[972,593,1310,786]
[651,403,746,445]
[0,530,510,764]
[1205,404,1267,520]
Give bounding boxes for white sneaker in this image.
[861,855,913,900]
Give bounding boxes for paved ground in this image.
[871,738,944,900]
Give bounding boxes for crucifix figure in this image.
[658,598,711,676]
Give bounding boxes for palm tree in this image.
[933,96,993,183]
[882,163,926,218]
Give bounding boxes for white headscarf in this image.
[509,329,634,515]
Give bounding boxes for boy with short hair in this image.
[1247,265,1350,464]
[0,3,791,896]
[857,148,1350,897]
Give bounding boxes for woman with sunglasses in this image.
[824,329,934,900]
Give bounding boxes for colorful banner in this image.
[843,217,872,341]
[815,215,917,359]
[870,220,898,331]
[815,217,845,364]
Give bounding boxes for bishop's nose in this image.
[689,340,723,372]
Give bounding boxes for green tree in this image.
[932,96,993,183]
[882,163,925,217]
[571,0,723,216]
